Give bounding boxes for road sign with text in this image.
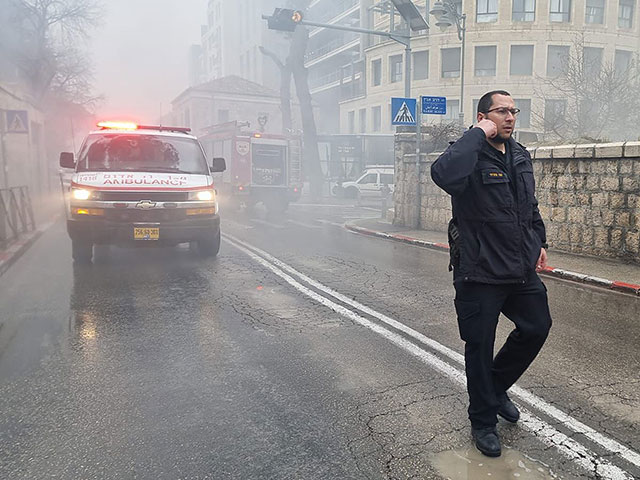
[421,96,446,115]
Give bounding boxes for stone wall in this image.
[393,132,640,264]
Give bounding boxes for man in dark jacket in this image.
[431,90,552,457]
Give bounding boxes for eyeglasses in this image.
[486,107,520,116]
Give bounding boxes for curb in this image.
[0,220,55,278]
[345,223,640,297]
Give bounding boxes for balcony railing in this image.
[309,0,358,24]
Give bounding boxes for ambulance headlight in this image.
[72,188,91,200]
[189,189,215,201]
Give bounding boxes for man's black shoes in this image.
[497,393,520,423]
[472,426,501,457]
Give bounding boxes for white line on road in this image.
[249,218,286,229]
[286,219,321,229]
[315,219,345,228]
[223,232,639,479]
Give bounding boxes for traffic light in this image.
[266,8,304,32]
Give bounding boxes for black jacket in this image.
[431,127,547,284]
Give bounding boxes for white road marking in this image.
[223,232,639,479]
[286,219,321,229]
[249,218,285,229]
[315,219,345,228]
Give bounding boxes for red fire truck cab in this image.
[200,121,302,213]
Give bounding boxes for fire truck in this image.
[199,121,302,213]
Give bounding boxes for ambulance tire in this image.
[72,239,93,264]
[198,230,221,257]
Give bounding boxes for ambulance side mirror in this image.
[210,157,226,173]
[60,152,75,169]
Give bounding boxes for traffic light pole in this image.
[262,16,412,97]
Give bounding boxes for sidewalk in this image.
[345,218,640,297]
[0,219,56,278]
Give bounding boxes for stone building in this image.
[340,0,640,140]
[170,75,301,136]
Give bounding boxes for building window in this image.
[510,45,534,75]
[586,0,605,23]
[348,111,355,133]
[544,99,567,130]
[390,55,403,83]
[359,108,366,132]
[477,0,498,22]
[583,47,603,76]
[547,45,570,76]
[443,100,459,122]
[372,106,382,132]
[473,99,480,115]
[218,109,229,123]
[550,0,571,22]
[452,0,463,15]
[475,46,497,76]
[614,49,633,75]
[413,51,429,80]
[514,99,531,128]
[513,0,535,21]
[442,47,461,78]
[619,0,635,28]
[372,59,381,86]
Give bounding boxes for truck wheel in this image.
[346,187,359,199]
[197,230,221,257]
[72,239,93,263]
[265,198,288,214]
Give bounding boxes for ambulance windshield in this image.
[76,134,209,174]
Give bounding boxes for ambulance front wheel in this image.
[72,239,93,264]
[198,229,221,257]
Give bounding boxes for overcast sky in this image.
[91,0,208,122]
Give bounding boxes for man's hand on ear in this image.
[476,118,497,139]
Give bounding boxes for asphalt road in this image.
[1,200,639,479]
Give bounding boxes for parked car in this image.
[333,165,394,199]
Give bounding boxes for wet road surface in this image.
[1,200,639,479]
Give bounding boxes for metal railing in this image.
[0,186,36,248]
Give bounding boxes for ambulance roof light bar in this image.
[96,121,191,133]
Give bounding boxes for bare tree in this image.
[533,35,640,143]
[2,0,101,104]
[421,121,460,153]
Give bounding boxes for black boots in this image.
[497,393,520,423]
[472,426,501,457]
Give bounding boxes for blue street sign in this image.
[421,96,446,115]
[391,97,417,126]
[4,110,29,133]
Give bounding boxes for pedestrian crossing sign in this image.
[4,110,29,134]
[391,97,417,126]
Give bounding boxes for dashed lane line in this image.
[222,232,639,479]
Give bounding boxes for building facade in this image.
[340,0,640,141]
[170,75,301,137]
[199,0,290,91]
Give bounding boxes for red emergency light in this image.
[97,121,138,130]
[96,121,191,133]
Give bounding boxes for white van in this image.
[335,165,394,199]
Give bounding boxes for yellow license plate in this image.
[134,227,159,240]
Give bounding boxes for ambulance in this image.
[59,121,226,263]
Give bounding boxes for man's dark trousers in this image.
[453,271,552,428]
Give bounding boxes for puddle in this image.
[432,447,558,479]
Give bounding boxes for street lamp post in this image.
[429,1,467,130]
